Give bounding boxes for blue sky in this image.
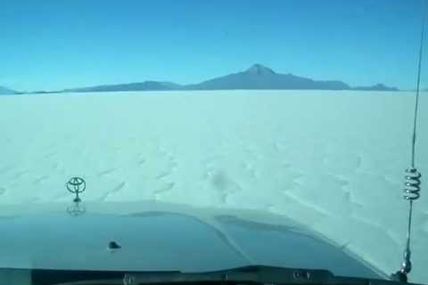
[0,0,426,91]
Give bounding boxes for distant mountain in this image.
[187,64,351,90]
[0,86,16,95]
[39,64,399,94]
[352,83,399,91]
[63,81,182,93]
[29,90,62,94]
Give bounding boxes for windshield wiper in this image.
[124,265,333,284]
[34,265,420,285]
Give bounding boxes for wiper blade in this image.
[32,269,126,285]
[125,265,334,284]
[126,265,421,285]
[50,278,124,285]
[35,265,420,285]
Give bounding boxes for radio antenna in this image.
[392,1,426,282]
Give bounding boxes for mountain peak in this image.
[245,64,276,75]
[0,86,16,95]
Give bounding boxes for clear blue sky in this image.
[0,0,426,91]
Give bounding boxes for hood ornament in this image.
[66,177,86,203]
[66,177,87,216]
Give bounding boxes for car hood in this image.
[0,201,385,280]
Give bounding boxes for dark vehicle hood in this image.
[0,201,385,280]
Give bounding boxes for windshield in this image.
[0,0,427,284]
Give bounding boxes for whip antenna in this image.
[393,1,426,282]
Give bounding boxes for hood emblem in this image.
[66,177,86,203]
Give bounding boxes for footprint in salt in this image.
[34,176,49,184]
[153,182,175,200]
[97,168,117,177]
[137,158,146,166]
[100,181,126,201]
[207,169,242,204]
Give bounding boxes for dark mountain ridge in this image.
[6,64,399,94]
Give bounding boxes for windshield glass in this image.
[0,0,427,284]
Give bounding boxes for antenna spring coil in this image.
[403,168,421,201]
